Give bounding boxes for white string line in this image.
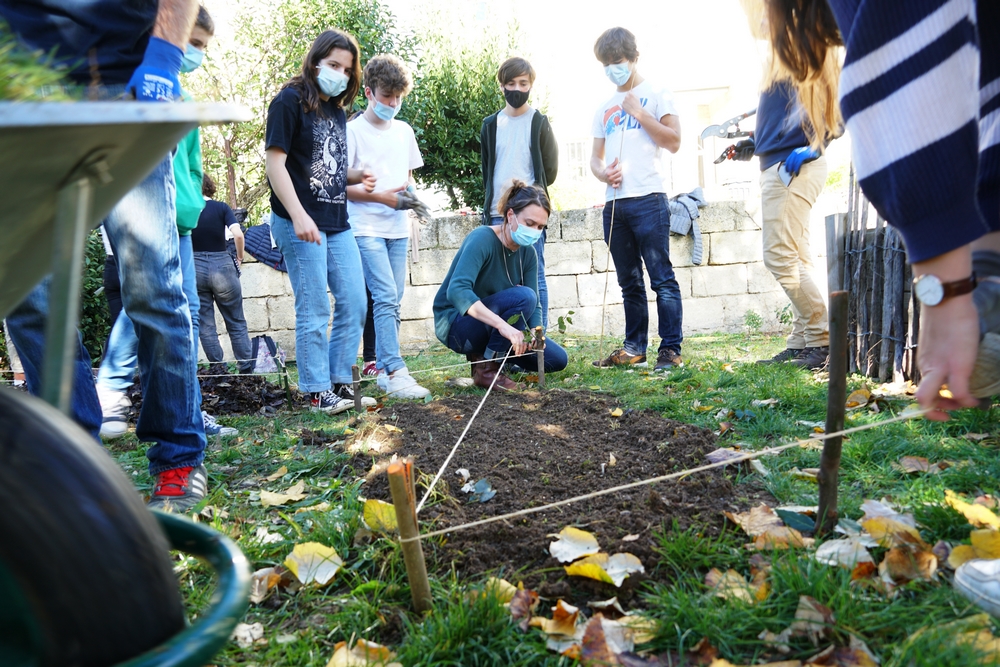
[597,73,638,366]
[415,348,514,514]
[401,406,934,543]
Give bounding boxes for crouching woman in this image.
[433,181,568,390]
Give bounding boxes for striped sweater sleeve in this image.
[832,0,991,263]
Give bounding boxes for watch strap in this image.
[940,274,977,300]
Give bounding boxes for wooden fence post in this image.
[387,459,432,613]
[352,364,362,412]
[816,291,849,535]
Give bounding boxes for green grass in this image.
[109,333,1000,665]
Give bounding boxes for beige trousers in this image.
[760,155,829,348]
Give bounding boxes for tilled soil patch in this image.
[346,389,771,605]
[126,369,300,417]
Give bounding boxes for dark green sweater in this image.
[433,227,541,344]
[479,110,558,225]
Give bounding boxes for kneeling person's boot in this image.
[469,355,519,391]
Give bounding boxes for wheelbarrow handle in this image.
[114,511,251,667]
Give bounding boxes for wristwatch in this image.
[913,273,976,306]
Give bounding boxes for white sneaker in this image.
[377,368,431,400]
[202,411,238,437]
[97,386,130,439]
[954,558,1000,617]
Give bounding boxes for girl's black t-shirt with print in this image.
[265,86,349,234]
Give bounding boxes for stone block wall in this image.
[201,202,797,362]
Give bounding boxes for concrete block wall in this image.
[200,201,797,362]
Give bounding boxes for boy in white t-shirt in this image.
[589,27,685,372]
[347,54,430,399]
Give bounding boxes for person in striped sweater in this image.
[768,0,999,419]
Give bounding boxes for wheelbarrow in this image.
[0,101,254,667]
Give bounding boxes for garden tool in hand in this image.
[395,185,433,224]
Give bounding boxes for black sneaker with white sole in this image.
[790,346,829,370]
[756,348,803,365]
[334,383,377,407]
[310,389,353,414]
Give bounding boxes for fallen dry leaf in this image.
[362,498,397,533]
[609,453,617,467]
[947,529,1000,568]
[964,433,991,441]
[706,447,744,465]
[566,552,645,587]
[752,527,814,551]
[260,480,308,507]
[815,538,874,568]
[249,567,282,604]
[725,504,785,538]
[705,569,756,604]
[946,490,1000,529]
[804,644,877,666]
[484,577,517,603]
[325,639,402,667]
[283,542,343,586]
[878,543,937,585]
[751,398,780,407]
[295,501,331,514]
[549,526,601,563]
[255,526,283,544]
[789,467,820,482]
[589,597,628,617]
[788,596,835,647]
[580,614,620,666]
[617,615,658,645]
[509,588,539,631]
[845,388,871,409]
[232,622,266,649]
[610,408,624,418]
[265,465,288,482]
[530,599,581,637]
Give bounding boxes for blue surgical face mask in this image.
[317,65,348,97]
[372,98,400,121]
[604,62,632,86]
[510,213,543,247]
[180,44,204,73]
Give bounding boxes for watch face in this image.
[916,275,944,306]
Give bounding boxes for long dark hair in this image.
[766,0,843,146]
[283,29,362,115]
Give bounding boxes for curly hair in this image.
[594,27,639,66]
[498,179,551,218]
[363,54,412,96]
[202,172,217,198]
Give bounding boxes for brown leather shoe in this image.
[469,356,519,391]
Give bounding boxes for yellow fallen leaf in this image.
[789,467,820,482]
[362,498,398,533]
[325,639,402,667]
[753,527,813,550]
[724,504,785,538]
[846,387,871,409]
[946,490,1000,529]
[295,501,331,514]
[610,407,623,417]
[617,614,658,645]
[805,645,877,666]
[383,424,401,433]
[284,542,343,585]
[564,557,615,586]
[948,544,978,569]
[971,528,1000,559]
[549,526,601,563]
[878,544,937,585]
[266,465,288,481]
[705,568,757,604]
[260,480,308,507]
[814,538,874,568]
[484,577,517,603]
[529,599,580,637]
[565,553,644,587]
[860,516,924,547]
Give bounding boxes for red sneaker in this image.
[362,361,378,377]
[147,464,208,513]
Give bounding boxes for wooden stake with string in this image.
[387,458,432,613]
[597,72,639,366]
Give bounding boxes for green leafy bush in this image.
[0,20,69,101]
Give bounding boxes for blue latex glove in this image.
[126,36,183,102]
[784,146,820,175]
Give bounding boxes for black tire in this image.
[0,386,186,667]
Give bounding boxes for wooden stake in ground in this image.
[387,458,432,613]
[351,364,362,412]
[816,290,848,535]
[533,326,545,389]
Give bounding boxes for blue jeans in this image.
[195,251,253,372]
[491,217,548,330]
[604,193,683,355]
[98,235,200,395]
[102,158,205,474]
[270,214,365,392]
[445,286,568,372]
[5,277,102,441]
[355,235,409,374]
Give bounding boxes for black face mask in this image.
[504,88,530,109]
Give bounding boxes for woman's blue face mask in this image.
[510,212,543,247]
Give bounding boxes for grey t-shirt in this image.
[490,108,537,216]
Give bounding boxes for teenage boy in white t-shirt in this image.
[589,26,685,372]
[347,54,430,399]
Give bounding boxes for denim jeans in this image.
[604,193,683,356]
[195,251,253,372]
[445,286,568,372]
[102,160,205,475]
[492,217,548,329]
[5,277,102,441]
[99,234,200,395]
[356,235,408,375]
[270,214,365,392]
